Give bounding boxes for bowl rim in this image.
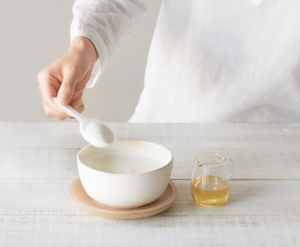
[77,139,173,176]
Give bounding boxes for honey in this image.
[191,175,229,207]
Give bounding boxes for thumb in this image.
[57,71,78,106]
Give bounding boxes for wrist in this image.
[70,36,99,63]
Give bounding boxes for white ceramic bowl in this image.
[77,139,173,208]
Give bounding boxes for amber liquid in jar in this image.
[191,176,229,207]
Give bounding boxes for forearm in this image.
[70,0,148,71]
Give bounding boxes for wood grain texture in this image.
[1,123,300,246]
[1,148,300,179]
[0,180,299,216]
[1,122,300,149]
[1,122,300,179]
[0,215,299,247]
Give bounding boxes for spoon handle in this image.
[53,97,86,123]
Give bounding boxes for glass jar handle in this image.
[227,158,234,177]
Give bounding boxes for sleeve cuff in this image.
[86,57,101,88]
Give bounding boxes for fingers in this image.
[41,96,84,121]
[38,71,66,120]
[40,91,68,121]
[64,98,84,119]
[38,71,80,121]
[75,103,85,114]
[70,97,83,109]
[37,48,93,120]
[57,67,81,105]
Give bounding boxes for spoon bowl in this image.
[53,97,116,148]
[80,119,116,148]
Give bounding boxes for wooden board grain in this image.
[0,215,299,247]
[0,180,299,216]
[1,123,300,246]
[1,148,300,180]
[1,122,300,149]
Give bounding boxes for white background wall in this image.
[0,0,162,122]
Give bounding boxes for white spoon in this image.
[53,97,116,148]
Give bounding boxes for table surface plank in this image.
[1,180,299,216]
[1,123,300,179]
[1,147,300,180]
[1,122,300,246]
[1,215,299,247]
[1,122,300,149]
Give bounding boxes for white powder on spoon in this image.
[84,121,115,144]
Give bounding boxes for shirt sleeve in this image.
[70,0,148,88]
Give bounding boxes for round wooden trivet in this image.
[68,177,178,220]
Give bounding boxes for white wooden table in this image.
[0,122,300,246]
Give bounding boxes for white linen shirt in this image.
[71,0,300,122]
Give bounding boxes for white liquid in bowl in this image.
[85,153,164,174]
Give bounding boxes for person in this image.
[38,0,300,122]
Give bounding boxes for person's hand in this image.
[38,37,98,121]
